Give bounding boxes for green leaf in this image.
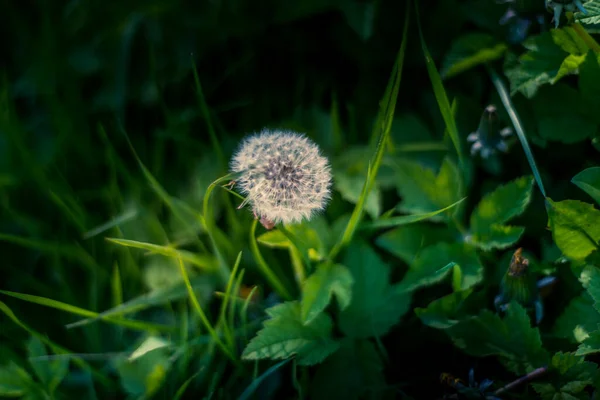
[0,362,35,397]
[504,30,585,98]
[334,169,381,219]
[394,157,464,221]
[469,176,534,250]
[399,242,483,292]
[115,340,170,397]
[301,263,353,324]
[375,223,453,264]
[532,84,597,144]
[242,301,340,366]
[546,199,600,261]
[415,289,474,329]
[572,167,600,206]
[258,220,327,261]
[553,293,600,344]
[576,330,600,356]
[441,33,507,78]
[338,242,411,338]
[26,337,69,394]
[580,266,600,313]
[310,339,386,400]
[579,51,600,114]
[447,302,549,374]
[576,0,600,28]
[531,352,597,399]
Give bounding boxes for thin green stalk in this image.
[278,224,311,277]
[176,256,235,362]
[249,219,293,300]
[572,22,600,54]
[487,65,547,198]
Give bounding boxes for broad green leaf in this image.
[0,363,34,397]
[128,336,171,361]
[310,339,386,400]
[242,301,340,366]
[338,242,411,338]
[576,330,600,355]
[301,263,353,324]
[441,33,507,78]
[334,171,381,219]
[27,337,69,394]
[531,352,597,399]
[115,342,170,397]
[504,30,585,98]
[572,167,600,206]
[447,302,549,374]
[375,223,453,263]
[257,223,326,261]
[553,293,600,343]
[579,51,600,115]
[579,266,600,313]
[469,176,533,250]
[399,242,483,292]
[415,289,474,329]
[394,157,464,221]
[532,85,597,144]
[546,199,600,261]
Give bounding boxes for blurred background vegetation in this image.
[2,0,600,399]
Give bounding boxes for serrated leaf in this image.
[301,263,353,324]
[576,330,600,355]
[0,362,34,397]
[572,167,600,206]
[338,242,411,338]
[504,30,585,98]
[576,0,600,27]
[310,339,386,400]
[546,199,600,261]
[26,337,69,394]
[242,301,340,365]
[399,242,483,292]
[469,176,533,250]
[375,223,453,264]
[532,85,597,144]
[415,289,474,329]
[531,352,597,399]
[580,266,600,313]
[553,293,600,343]
[394,157,464,221]
[447,302,549,374]
[441,33,507,78]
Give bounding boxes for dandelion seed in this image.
[230,129,332,227]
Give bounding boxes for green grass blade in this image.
[175,255,235,361]
[218,252,243,350]
[250,219,293,300]
[415,1,465,169]
[238,359,291,400]
[106,238,217,271]
[0,290,173,333]
[0,301,114,388]
[487,65,547,198]
[329,2,410,260]
[111,263,123,311]
[359,197,467,230]
[83,208,139,240]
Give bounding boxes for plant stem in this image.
[572,23,600,54]
[494,366,548,396]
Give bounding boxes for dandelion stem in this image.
[493,366,547,396]
[278,224,311,281]
[249,219,293,300]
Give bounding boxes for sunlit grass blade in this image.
[329,2,410,260]
[487,65,547,198]
[359,197,467,230]
[106,238,217,271]
[217,252,243,350]
[0,301,114,388]
[414,1,465,169]
[250,219,293,300]
[66,275,211,329]
[238,359,291,400]
[0,290,173,333]
[83,208,139,240]
[175,255,235,361]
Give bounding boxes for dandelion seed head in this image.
[230,129,332,225]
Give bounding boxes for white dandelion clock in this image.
[230,130,332,228]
